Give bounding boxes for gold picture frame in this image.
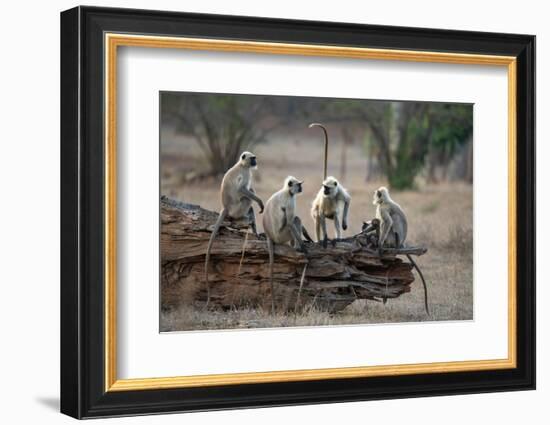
[104,33,517,392]
[61,6,534,419]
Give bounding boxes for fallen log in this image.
[161,196,427,313]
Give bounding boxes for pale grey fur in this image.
[373,186,408,248]
[311,176,351,246]
[263,176,312,312]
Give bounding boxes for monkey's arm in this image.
[289,217,307,251]
[342,197,350,231]
[320,212,328,248]
[378,210,393,248]
[239,186,264,213]
[333,210,342,239]
[280,207,288,232]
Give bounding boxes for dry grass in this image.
[160,127,473,331]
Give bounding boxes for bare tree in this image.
[162,93,276,175]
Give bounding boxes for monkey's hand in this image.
[258,201,264,214]
[342,221,348,231]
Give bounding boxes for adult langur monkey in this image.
[204,152,264,308]
[372,187,429,315]
[309,123,351,247]
[263,176,313,312]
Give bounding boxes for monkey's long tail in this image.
[237,231,250,276]
[294,261,309,312]
[267,237,275,314]
[204,209,227,310]
[406,254,430,316]
[309,123,329,180]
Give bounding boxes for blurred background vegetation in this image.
[161,92,472,190]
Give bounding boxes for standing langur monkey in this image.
[309,123,351,248]
[204,152,264,308]
[373,187,429,315]
[263,176,313,312]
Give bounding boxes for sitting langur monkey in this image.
[204,152,264,308]
[309,122,351,248]
[263,176,313,312]
[372,187,429,315]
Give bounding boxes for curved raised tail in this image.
[309,123,329,180]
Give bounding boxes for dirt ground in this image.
[160,126,473,331]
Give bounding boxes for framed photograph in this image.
[60,6,535,419]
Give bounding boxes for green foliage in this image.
[370,102,473,190]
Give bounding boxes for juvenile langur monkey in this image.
[372,187,429,315]
[362,218,380,248]
[263,176,313,312]
[309,123,351,248]
[204,152,264,308]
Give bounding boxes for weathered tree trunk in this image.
[161,196,427,313]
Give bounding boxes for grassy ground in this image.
[160,126,473,331]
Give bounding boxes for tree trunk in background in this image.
[161,196,427,313]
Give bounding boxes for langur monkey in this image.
[204,152,264,308]
[362,218,381,248]
[311,176,351,247]
[373,186,429,315]
[373,187,407,249]
[263,176,313,312]
[309,123,351,248]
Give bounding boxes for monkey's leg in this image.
[315,216,321,242]
[293,214,313,243]
[204,208,227,309]
[406,254,430,316]
[301,224,314,243]
[266,237,276,313]
[290,217,308,252]
[320,213,328,248]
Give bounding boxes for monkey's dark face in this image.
[322,177,339,197]
[286,177,303,195]
[240,151,257,169]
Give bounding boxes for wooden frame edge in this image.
[103,33,518,392]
